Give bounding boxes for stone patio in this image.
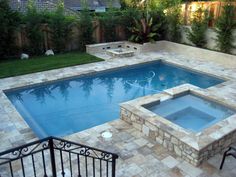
[0,41,236,176]
[66,119,236,177]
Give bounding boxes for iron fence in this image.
[0,136,118,177]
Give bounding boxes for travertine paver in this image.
[66,120,236,177]
[0,43,236,176]
[162,156,180,168]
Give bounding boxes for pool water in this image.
[5,61,224,138]
[145,94,235,132]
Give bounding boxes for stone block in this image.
[142,125,149,136]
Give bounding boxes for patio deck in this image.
[0,42,236,176]
[66,119,236,177]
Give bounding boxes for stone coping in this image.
[120,84,236,152]
[1,59,229,93]
[86,41,142,48]
[158,60,229,82]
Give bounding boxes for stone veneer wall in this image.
[86,41,142,56]
[120,107,236,166]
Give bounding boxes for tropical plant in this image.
[0,0,21,59]
[149,10,167,40]
[78,10,94,51]
[215,0,236,53]
[186,7,209,47]
[120,8,142,39]
[128,14,162,43]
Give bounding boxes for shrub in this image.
[98,10,121,42]
[23,0,45,55]
[186,7,209,48]
[77,10,94,51]
[164,0,182,42]
[128,13,162,43]
[120,0,141,9]
[120,8,142,39]
[0,0,21,59]
[149,10,167,40]
[165,6,182,42]
[47,2,77,53]
[215,0,236,53]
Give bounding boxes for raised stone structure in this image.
[120,84,236,166]
[86,41,141,57]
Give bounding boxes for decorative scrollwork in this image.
[42,141,49,149]
[51,138,116,161]
[0,137,118,166]
[65,142,72,149]
[53,140,71,150]
[1,140,50,161]
[100,152,113,161]
[84,148,91,156]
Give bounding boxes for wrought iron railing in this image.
[0,136,118,177]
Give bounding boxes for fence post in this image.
[49,138,57,177]
[111,155,117,177]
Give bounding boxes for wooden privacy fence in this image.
[15,20,127,52]
[13,1,236,53]
[181,1,236,27]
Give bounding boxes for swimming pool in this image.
[5,61,224,138]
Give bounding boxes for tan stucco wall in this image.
[181,26,236,55]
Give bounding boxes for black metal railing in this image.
[0,137,118,177]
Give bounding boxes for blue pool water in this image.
[145,94,235,132]
[5,61,224,138]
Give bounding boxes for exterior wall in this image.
[120,107,236,166]
[181,26,236,55]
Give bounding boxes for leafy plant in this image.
[128,14,162,43]
[98,10,120,42]
[149,10,167,40]
[215,0,236,53]
[166,7,182,42]
[78,10,94,51]
[23,0,45,55]
[47,2,77,53]
[120,8,142,39]
[186,7,209,47]
[120,0,142,9]
[0,0,21,59]
[164,0,182,42]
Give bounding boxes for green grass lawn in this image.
[0,52,103,78]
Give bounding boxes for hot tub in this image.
[144,94,235,132]
[120,84,236,166]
